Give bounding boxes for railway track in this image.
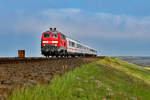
[0,57,71,64]
[0,57,46,64]
[0,56,105,64]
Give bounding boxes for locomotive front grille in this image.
[41,45,60,53]
[44,44,56,46]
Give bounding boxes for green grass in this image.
[9,57,150,100]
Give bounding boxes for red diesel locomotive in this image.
[41,28,97,57]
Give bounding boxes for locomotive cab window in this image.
[51,34,57,38]
[44,33,50,38]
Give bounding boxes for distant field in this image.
[116,56,150,67]
[144,67,150,70]
[9,57,150,100]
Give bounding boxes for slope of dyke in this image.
[9,57,150,100]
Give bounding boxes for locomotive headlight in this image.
[52,41,58,43]
[43,41,48,43]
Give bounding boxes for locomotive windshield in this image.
[51,34,57,38]
[44,33,50,38]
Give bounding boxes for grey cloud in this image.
[9,8,150,39]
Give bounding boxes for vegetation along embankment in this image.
[9,57,150,100]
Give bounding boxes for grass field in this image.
[9,57,150,100]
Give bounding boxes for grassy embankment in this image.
[9,57,150,100]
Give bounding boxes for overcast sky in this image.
[0,0,150,57]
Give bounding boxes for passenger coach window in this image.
[51,34,57,38]
[60,33,66,39]
[44,34,50,38]
[77,44,81,48]
[69,41,75,47]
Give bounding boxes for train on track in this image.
[41,28,97,57]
